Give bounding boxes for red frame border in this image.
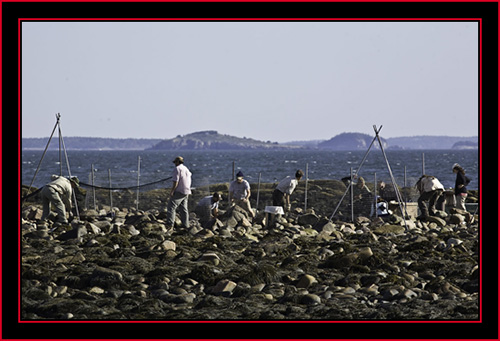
[15,13,484,331]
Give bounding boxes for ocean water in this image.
[21,149,479,191]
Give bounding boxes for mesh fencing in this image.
[22,170,476,222]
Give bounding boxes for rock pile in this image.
[21,184,479,321]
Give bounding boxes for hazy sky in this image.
[21,21,478,142]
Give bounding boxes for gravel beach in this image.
[20,180,479,321]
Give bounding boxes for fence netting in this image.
[21,171,424,220]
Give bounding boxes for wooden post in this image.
[422,153,425,175]
[136,156,141,211]
[304,163,309,211]
[91,164,96,210]
[374,172,377,218]
[350,167,354,222]
[256,172,261,211]
[404,165,408,211]
[108,169,113,210]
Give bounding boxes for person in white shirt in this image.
[166,156,192,230]
[41,175,79,224]
[273,170,304,212]
[229,171,255,218]
[415,175,444,220]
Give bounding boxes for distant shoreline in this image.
[22,133,478,151]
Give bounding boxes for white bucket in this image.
[264,206,284,227]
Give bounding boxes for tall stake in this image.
[256,172,261,211]
[350,167,354,222]
[24,113,60,202]
[373,125,408,230]
[91,164,96,210]
[404,165,408,212]
[108,169,113,210]
[304,163,309,211]
[422,153,425,175]
[374,172,378,218]
[328,130,380,221]
[58,118,80,220]
[136,156,141,211]
[58,120,63,176]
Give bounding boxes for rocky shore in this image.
[21,180,479,321]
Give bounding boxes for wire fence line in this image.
[23,167,423,218]
[23,167,480,224]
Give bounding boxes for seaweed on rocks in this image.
[20,183,480,321]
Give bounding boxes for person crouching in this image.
[415,175,444,221]
[195,192,222,229]
[273,170,304,213]
[41,175,79,225]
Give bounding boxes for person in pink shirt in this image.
[166,156,192,231]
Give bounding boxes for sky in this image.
[21,21,479,143]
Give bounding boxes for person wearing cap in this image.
[41,175,79,224]
[273,170,304,212]
[415,174,445,221]
[166,156,192,230]
[452,163,470,211]
[195,192,222,228]
[229,171,255,218]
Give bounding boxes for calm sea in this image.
[21,149,479,191]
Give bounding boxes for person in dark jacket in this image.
[452,163,469,210]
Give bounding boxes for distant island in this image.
[22,131,478,151]
[451,140,479,150]
[146,131,300,151]
[317,132,387,151]
[385,136,478,150]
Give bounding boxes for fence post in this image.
[108,169,113,210]
[374,172,377,218]
[256,172,261,211]
[422,153,425,175]
[91,164,96,210]
[304,163,309,211]
[136,156,141,211]
[350,167,354,222]
[404,165,408,211]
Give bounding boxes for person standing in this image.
[415,175,445,220]
[166,156,192,230]
[452,163,469,211]
[41,175,79,224]
[273,170,304,212]
[229,171,255,218]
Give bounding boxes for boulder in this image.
[426,216,447,227]
[198,253,220,266]
[297,213,319,226]
[374,225,405,235]
[213,280,237,295]
[57,225,87,241]
[296,275,317,289]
